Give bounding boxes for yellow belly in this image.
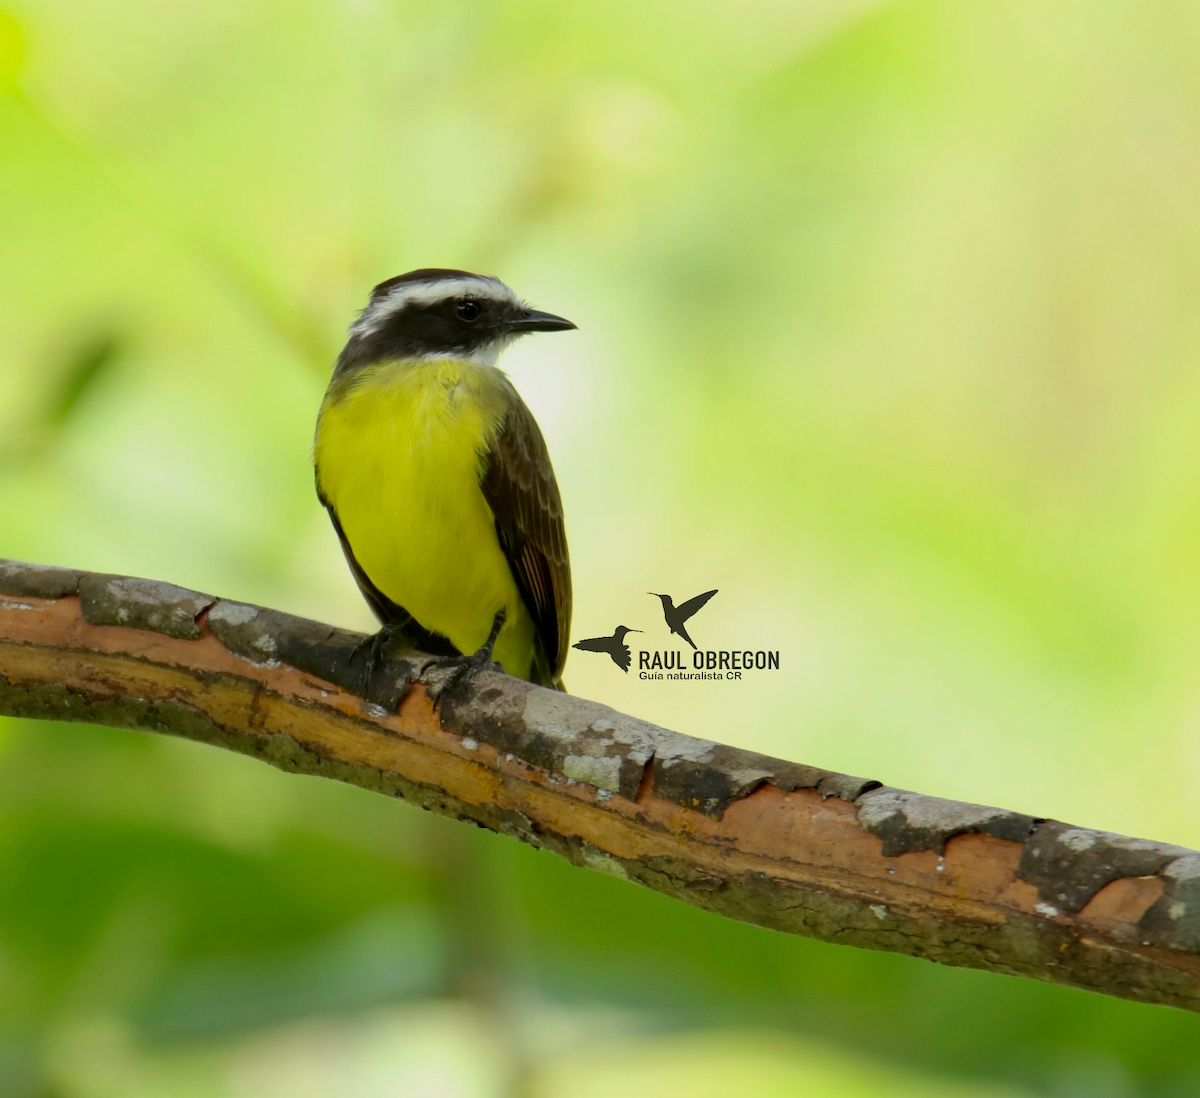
[314,358,536,680]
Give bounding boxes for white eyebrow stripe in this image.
[352,276,519,335]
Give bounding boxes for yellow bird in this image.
[314,269,574,693]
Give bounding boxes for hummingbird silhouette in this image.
[648,589,718,650]
[572,626,643,672]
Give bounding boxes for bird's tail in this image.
[529,667,567,692]
[530,642,568,692]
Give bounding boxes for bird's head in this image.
[647,593,671,609]
[336,268,575,375]
[614,626,642,641]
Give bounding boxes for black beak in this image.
[508,308,577,333]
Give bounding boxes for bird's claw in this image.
[422,610,506,706]
[350,623,415,710]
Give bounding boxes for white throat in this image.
[399,335,514,369]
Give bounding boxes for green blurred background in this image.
[2,0,1200,1094]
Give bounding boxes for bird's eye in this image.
[456,299,482,321]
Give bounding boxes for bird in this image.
[572,626,642,672]
[313,268,575,695]
[648,589,717,650]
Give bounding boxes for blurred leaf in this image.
[140,908,444,1043]
[44,333,122,429]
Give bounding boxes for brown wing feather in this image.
[480,393,572,687]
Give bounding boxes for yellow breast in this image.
[314,358,535,678]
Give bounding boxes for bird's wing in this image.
[317,485,456,655]
[676,588,718,621]
[480,392,572,687]
[615,645,632,673]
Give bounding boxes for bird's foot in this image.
[422,610,507,707]
[350,622,415,710]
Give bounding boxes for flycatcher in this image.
[314,269,574,692]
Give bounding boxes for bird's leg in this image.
[423,610,507,706]
[479,608,506,658]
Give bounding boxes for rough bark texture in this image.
[1,557,1198,1011]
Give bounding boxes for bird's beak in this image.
[508,308,577,333]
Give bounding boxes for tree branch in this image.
[0,558,1197,1011]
